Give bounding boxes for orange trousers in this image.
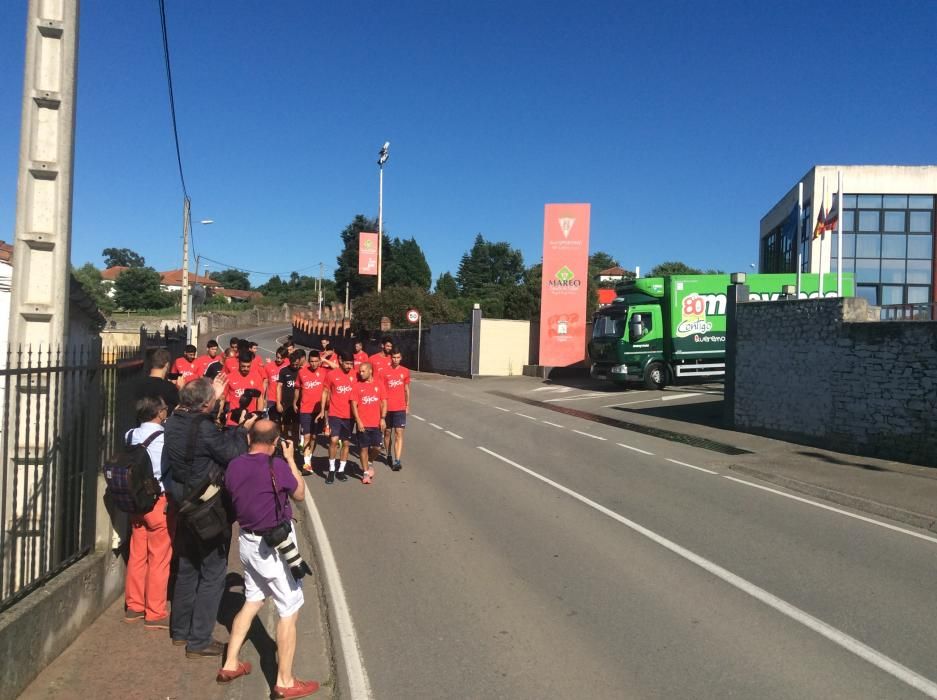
[125,494,173,620]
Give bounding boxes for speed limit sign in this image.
[406,308,421,324]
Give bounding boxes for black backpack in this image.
[104,430,164,514]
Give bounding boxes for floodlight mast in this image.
[377,141,390,293]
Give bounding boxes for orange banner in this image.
[358,232,379,275]
[538,203,591,367]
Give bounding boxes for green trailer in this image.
[588,273,855,389]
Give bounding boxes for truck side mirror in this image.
[629,317,644,342]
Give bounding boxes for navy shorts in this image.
[386,410,407,429]
[327,416,353,440]
[357,428,383,449]
[299,413,324,436]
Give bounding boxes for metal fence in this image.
[880,302,937,321]
[0,343,144,613]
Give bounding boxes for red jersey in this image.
[325,368,357,419]
[193,353,222,377]
[223,355,239,375]
[297,366,329,413]
[353,381,385,428]
[353,351,369,368]
[172,357,198,384]
[382,365,411,412]
[369,352,392,375]
[225,369,265,425]
[264,359,288,401]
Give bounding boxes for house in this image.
[595,266,630,283]
[158,269,221,293]
[213,287,263,303]
[100,265,128,297]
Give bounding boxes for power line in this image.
[158,0,188,197]
[197,255,326,279]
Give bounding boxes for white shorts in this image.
[238,529,304,617]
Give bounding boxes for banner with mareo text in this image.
[358,232,378,275]
[538,203,591,367]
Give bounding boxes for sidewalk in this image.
[20,512,334,700]
[480,375,937,533]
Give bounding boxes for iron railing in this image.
[0,343,144,612]
[880,303,937,321]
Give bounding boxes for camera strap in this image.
[267,455,288,524]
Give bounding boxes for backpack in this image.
[104,430,164,514]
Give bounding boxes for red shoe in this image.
[216,660,252,684]
[273,678,320,698]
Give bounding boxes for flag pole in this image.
[818,176,826,297]
[836,170,843,297]
[796,181,803,297]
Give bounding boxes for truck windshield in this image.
[592,313,626,339]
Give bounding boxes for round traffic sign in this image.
[406,308,420,324]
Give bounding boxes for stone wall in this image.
[733,297,937,466]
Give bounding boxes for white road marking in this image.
[515,413,537,420]
[544,393,606,403]
[475,447,937,699]
[661,392,699,402]
[445,430,463,440]
[617,443,654,456]
[532,386,572,393]
[602,398,663,408]
[411,415,426,422]
[665,458,718,474]
[494,406,511,412]
[722,475,937,546]
[301,490,373,699]
[429,422,443,430]
[572,429,606,441]
[541,420,565,428]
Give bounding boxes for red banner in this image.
[538,203,591,367]
[358,232,378,276]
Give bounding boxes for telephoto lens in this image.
[275,537,313,580]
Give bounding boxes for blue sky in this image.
[2,0,936,287]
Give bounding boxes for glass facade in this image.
[829,194,934,305]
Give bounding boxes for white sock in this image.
[338,460,346,473]
[329,459,336,472]
[304,453,311,466]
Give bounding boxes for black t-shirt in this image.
[133,375,179,413]
[278,366,299,405]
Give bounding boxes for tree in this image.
[434,272,459,298]
[102,247,145,268]
[383,238,432,290]
[210,268,251,291]
[648,261,703,277]
[589,251,619,274]
[351,286,465,330]
[72,262,115,314]
[456,234,526,296]
[334,215,382,298]
[113,266,170,310]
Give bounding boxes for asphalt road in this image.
[229,327,937,698]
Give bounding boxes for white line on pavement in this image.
[617,443,654,456]
[602,398,663,408]
[494,406,510,412]
[572,429,606,441]
[544,393,606,403]
[516,413,537,420]
[411,415,426,422]
[429,423,443,430]
[666,458,718,475]
[301,490,373,700]
[445,430,463,440]
[661,392,699,402]
[721,475,937,546]
[474,446,937,698]
[542,420,565,428]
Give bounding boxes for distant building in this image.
[158,269,220,293]
[761,165,936,306]
[595,266,630,283]
[214,287,262,303]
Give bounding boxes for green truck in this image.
[588,273,854,389]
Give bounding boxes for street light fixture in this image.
[377,141,389,293]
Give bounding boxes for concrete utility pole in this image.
[318,261,323,319]
[179,196,191,328]
[9,0,80,352]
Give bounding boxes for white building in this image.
[761,165,936,306]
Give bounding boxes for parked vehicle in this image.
[588,273,854,389]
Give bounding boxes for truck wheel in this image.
[644,362,667,390]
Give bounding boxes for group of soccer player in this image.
[171,334,412,486]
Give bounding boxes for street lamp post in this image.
[184,218,214,342]
[377,141,389,293]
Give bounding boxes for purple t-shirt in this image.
[225,452,297,531]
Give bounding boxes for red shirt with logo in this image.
[353,351,369,369]
[326,368,357,419]
[298,366,329,413]
[223,355,239,375]
[225,369,264,425]
[172,357,198,384]
[265,359,288,401]
[382,365,411,412]
[193,353,222,377]
[353,381,385,428]
[369,352,392,376]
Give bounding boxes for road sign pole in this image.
[417,315,422,372]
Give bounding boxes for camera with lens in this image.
[261,521,313,580]
[230,388,263,424]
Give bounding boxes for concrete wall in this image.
[733,297,937,465]
[424,323,472,376]
[478,319,530,376]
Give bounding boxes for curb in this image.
[728,464,937,534]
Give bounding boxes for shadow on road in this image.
[618,399,727,430]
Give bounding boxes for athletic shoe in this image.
[335,472,348,482]
[325,471,334,485]
[124,609,144,623]
[144,616,170,630]
[300,466,314,477]
[392,460,402,471]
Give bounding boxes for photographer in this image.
[218,420,319,698]
[163,376,257,658]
